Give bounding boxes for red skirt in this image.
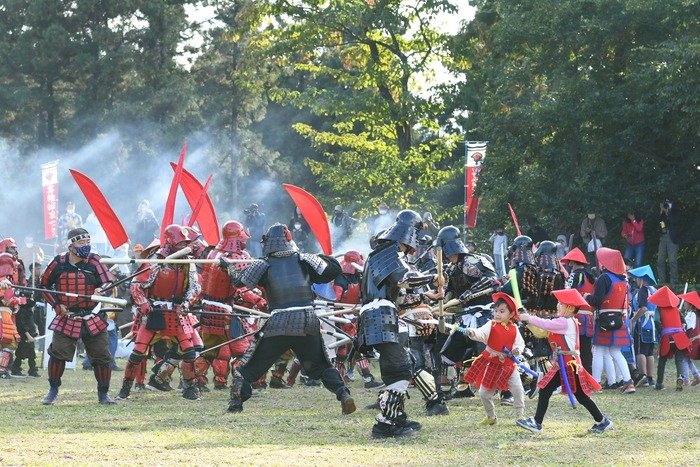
[463,350,515,391]
[537,356,601,396]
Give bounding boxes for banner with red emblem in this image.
[465,142,487,229]
[41,160,60,240]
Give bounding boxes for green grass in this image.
[2,359,700,466]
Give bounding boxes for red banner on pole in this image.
[282,183,332,255]
[41,161,59,240]
[465,142,487,228]
[69,169,129,249]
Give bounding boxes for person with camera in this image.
[656,199,680,285]
[584,248,635,394]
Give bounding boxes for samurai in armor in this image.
[320,250,382,389]
[223,224,355,416]
[0,252,22,377]
[194,221,266,390]
[117,224,202,401]
[359,210,442,438]
[436,226,500,397]
[39,228,115,405]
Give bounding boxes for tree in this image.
[258,0,460,217]
[445,0,699,281]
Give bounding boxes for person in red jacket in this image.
[649,286,691,390]
[621,211,645,267]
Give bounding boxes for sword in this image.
[100,257,255,265]
[199,329,259,355]
[436,246,445,333]
[502,347,538,378]
[557,346,576,409]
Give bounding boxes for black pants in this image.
[579,335,593,374]
[656,343,685,386]
[374,341,412,386]
[534,371,603,425]
[239,333,344,394]
[12,339,37,372]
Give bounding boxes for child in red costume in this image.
[463,292,525,425]
[649,286,691,391]
[679,291,700,386]
[516,288,611,434]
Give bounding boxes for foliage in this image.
[258,0,460,218]
[445,0,699,281]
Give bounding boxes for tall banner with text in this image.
[465,142,487,229]
[41,160,59,240]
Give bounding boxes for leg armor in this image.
[148,359,179,391]
[287,359,302,386]
[0,348,13,376]
[194,356,210,388]
[228,369,252,413]
[212,345,231,388]
[413,369,449,416]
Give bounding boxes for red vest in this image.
[486,321,517,352]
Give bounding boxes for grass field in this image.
[2,359,700,466]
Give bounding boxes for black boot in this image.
[116,380,133,400]
[371,389,415,438]
[98,392,117,405]
[336,387,356,415]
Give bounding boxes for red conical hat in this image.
[492,292,519,320]
[678,291,700,310]
[561,247,588,265]
[648,286,680,308]
[552,288,589,309]
[596,247,626,275]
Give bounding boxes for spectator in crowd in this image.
[656,199,680,285]
[489,227,508,277]
[555,235,569,260]
[580,212,607,263]
[330,205,356,246]
[621,211,645,267]
[57,201,82,245]
[290,219,310,252]
[288,206,309,235]
[367,202,395,235]
[84,211,109,256]
[244,203,266,257]
[18,235,45,269]
[133,199,159,247]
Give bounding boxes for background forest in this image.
[0,0,697,283]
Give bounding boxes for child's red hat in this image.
[561,247,587,265]
[552,288,589,309]
[648,286,680,308]
[678,291,700,310]
[492,292,519,320]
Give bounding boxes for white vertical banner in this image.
[41,160,60,241]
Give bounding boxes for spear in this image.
[436,246,446,333]
[11,285,127,307]
[100,257,254,265]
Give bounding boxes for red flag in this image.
[508,203,522,236]
[161,142,186,242]
[188,175,213,228]
[466,197,480,228]
[282,183,332,255]
[170,163,220,245]
[69,169,128,248]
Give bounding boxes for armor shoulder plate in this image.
[368,243,404,287]
[240,259,269,289]
[299,253,326,275]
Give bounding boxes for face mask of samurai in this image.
[74,244,91,258]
